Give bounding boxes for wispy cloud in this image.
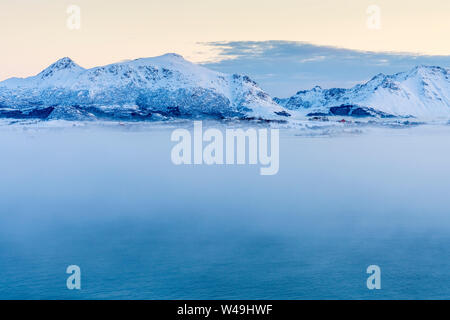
[299,56,327,63]
[201,41,450,97]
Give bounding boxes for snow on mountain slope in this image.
[282,66,450,119]
[0,54,289,121]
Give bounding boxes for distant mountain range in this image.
[0,55,449,121]
[276,65,450,119]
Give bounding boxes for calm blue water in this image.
[1,124,450,299]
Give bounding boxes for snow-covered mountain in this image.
[2,59,449,121]
[280,66,450,119]
[0,54,290,121]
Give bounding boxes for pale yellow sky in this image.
[0,0,449,80]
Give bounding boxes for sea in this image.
[1,121,449,299]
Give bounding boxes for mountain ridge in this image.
[279,65,450,119]
[1,56,449,121]
[0,54,290,121]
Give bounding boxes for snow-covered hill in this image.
[281,66,450,119]
[0,54,290,121]
[2,59,449,122]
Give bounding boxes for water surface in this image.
[1,123,450,299]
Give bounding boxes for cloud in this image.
[200,41,450,97]
[299,56,326,63]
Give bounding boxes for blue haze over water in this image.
[0,123,450,299]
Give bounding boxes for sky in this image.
[203,41,450,96]
[1,0,449,96]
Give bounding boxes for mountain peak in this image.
[131,53,185,63]
[160,53,184,59]
[48,57,80,70]
[122,53,190,69]
[405,65,448,77]
[38,57,83,79]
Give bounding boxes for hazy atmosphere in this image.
[1,0,450,302]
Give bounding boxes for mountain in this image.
[280,66,450,119]
[0,54,290,121]
[3,59,449,121]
